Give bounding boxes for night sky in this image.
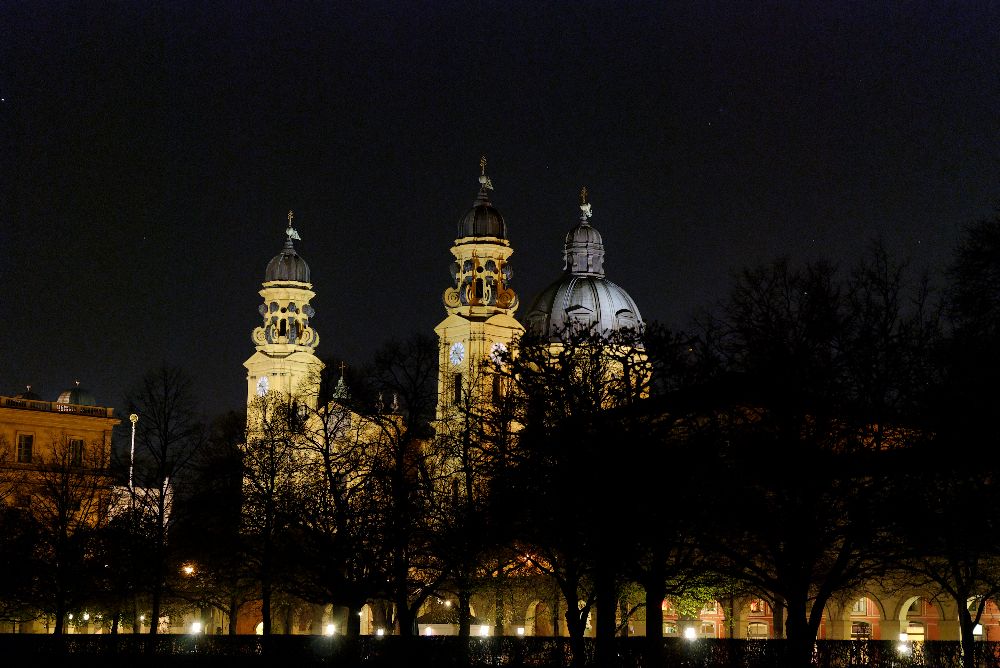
[2,2,998,418]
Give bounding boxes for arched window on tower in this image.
[452,373,462,405]
[279,319,287,337]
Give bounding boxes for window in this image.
[702,600,718,614]
[750,599,769,614]
[700,621,716,636]
[852,621,872,639]
[17,434,33,463]
[852,597,868,615]
[452,373,462,405]
[69,438,84,466]
[747,622,769,639]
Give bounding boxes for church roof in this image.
[265,211,311,283]
[525,189,643,339]
[457,158,507,240]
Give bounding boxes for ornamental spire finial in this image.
[285,210,302,241]
[580,186,593,219]
[478,156,493,190]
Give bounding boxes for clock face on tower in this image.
[449,342,466,366]
[256,376,269,396]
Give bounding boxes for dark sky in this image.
[2,1,998,419]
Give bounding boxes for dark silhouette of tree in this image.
[29,433,116,634]
[498,325,649,667]
[242,391,299,636]
[688,249,937,667]
[124,364,206,634]
[354,334,444,637]
[171,409,255,634]
[888,213,1000,668]
[282,366,386,637]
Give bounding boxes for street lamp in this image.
[128,413,138,491]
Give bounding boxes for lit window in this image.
[17,434,33,463]
[852,598,868,615]
[747,622,768,639]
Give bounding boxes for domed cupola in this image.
[265,211,311,283]
[457,158,507,240]
[15,385,41,401]
[526,188,643,339]
[56,380,97,406]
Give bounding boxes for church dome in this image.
[14,386,40,401]
[525,192,643,339]
[56,382,96,406]
[458,174,507,239]
[265,213,310,283]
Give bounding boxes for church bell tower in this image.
[434,158,524,419]
[244,211,324,407]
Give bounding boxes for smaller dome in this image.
[57,382,96,406]
[457,170,507,239]
[265,242,311,283]
[15,385,41,401]
[265,213,311,283]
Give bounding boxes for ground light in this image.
[479,625,490,637]
[375,628,385,636]
[324,623,335,636]
[191,621,203,634]
[683,627,697,640]
[517,627,525,636]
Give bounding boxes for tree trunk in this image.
[595,564,616,668]
[644,579,665,668]
[228,595,239,635]
[458,590,472,638]
[262,578,272,636]
[565,606,588,668]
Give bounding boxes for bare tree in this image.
[124,365,206,634]
[29,434,116,634]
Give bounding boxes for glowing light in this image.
[139,615,145,622]
[897,642,911,655]
[899,633,908,642]
[68,614,73,621]
[517,627,525,636]
[191,621,203,634]
[479,625,490,637]
[375,628,385,637]
[683,627,697,640]
[182,564,195,575]
[974,624,984,635]
[83,612,90,621]
[424,627,434,636]
[324,623,335,636]
[444,600,452,608]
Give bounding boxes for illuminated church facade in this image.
[235,162,998,643]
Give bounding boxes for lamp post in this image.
[128,413,138,491]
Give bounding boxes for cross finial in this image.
[580,187,588,205]
[338,361,347,379]
[287,210,294,227]
[480,155,487,176]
